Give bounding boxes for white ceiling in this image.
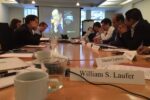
[15,0,105,7]
[2,0,138,11]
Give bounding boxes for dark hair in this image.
[10,18,21,31]
[25,15,38,24]
[39,22,48,26]
[101,18,112,26]
[125,8,143,21]
[115,13,124,22]
[93,22,101,28]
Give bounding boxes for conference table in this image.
[0,43,150,100]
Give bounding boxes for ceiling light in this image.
[100,1,117,6]
[32,0,36,4]
[76,2,80,6]
[120,0,133,5]
[4,0,18,3]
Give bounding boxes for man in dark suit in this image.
[88,22,101,42]
[14,15,41,48]
[118,8,150,50]
[109,13,126,47]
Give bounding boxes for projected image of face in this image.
[50,9,63,34]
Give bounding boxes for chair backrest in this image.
[61,34,68,39]
[0,23,14,51]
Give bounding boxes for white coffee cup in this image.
[14,71,49,100]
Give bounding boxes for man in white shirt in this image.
[34,22,48,37]
[94,18,114,44]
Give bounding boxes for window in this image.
[91,10,105,22]
[81,10,86,22]
[24,8,37,17]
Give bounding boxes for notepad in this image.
[102,48,128,52]
[0,75,16,88]
[0,58,29,71]
[0,53,33,58]
[24,45,46,48]
[97,65,150,80]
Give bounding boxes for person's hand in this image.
[118,24,128,34]
[137,46,150,55]
[93,36,101,44]
[98,28,104,33]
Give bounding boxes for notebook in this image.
[0,53,33,58]
[0,58,29,71]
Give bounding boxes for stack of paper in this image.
[0,53,33,58]
[24,45,46,48]
[0,58,29,71]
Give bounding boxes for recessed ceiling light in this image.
[32,0,36,4]
[76,2,80,6]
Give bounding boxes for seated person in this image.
[81,27,93,42]
[110,13,126,47]
[88,22,101,42]
[137,46,150,54]
[10,18,21,32]
[117,8,150,50]
[34,22,48,37]
[93,18,114,44]
[14,15,41,48]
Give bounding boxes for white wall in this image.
[0,3,9,22]
[9,7,24,23]
[133,0,150,22]
[105,11,115,20]
[116,0,150,22]
[116,3,133,15]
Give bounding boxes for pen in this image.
[0,72,17,78]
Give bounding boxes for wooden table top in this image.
[0,43,150,100]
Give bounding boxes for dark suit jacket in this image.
[14,24,41,48]
[0,23,15,51]
[103,29,117,44]
[88,32,96,42]
[119,20,150,50]
[109,29,125,48]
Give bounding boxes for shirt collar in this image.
[132,21,139,29]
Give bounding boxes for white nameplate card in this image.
[92,45,100,51]
[81,41,86,45]
[96,55,128,67]
[86,43,93,48]
[70,68,145,85]
[123,51,137,61]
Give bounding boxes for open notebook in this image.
[0,58,29,71]
[0,53,33,58]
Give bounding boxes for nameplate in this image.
[81,41,86,45]
[96,55,127,67]
[70,68,145,85]
[123,51,137,61]
[86,43,93,48]
[92,45,100,51]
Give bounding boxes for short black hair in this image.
[101,18,112,26]
[25,15,38,24]
[93,22,101,28]
[10,18,21,30]
[115,13,124,22]
[125,8,143,21]
[39,22,48,26]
